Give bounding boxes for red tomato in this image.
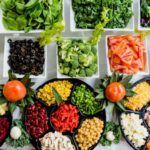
[105,82,126,103]
[3,80,27,102]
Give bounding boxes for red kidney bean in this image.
[25,101,49,139]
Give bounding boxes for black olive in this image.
[7,39,12,43]
[8,39,45,76]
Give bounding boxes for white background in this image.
[0,0,149,150]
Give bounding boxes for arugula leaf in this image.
[8,70,17,81]
[0,97,7,105]
[9,103,17,113]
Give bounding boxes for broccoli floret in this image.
[58,50,67,60]
[89,64,98,73]
[69,69,77,77]
[83,52,95,67]
[63,67,70,74]
[79,69,86,77]
[59,40,72,49]
[79,54,87,64]
[91,46,97,55]
[71,60,79,69]
[85,68,94,76]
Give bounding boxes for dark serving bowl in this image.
[118,77,150,150]
[0,112,12,147]
[25,78,106,150]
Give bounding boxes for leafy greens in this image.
[72,0,133,29]
[0,0,63,32]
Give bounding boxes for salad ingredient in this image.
[146,140,150,150]
[76,117,104,150]
[6,119,30,148]
[100,122,122,146]
[10,126,21,140]
[0,0,63,32]
[39,21,65,47]
[141,0,150,27]
[3,80,26,102]
[8,39,45,75]
[106,131,115,141]
[108,35,147,74]
[72,84,101,115]
[89,7,109,46]
[40,131,75,150]
[37,80,73,106]
[125,81,150,111]
[144,106,150,127]
[51,103,79,133]
[121,113,148,148]
[0,103,8,116]
[25,101,49,138]
[72,0,133,29]
[95,72,135,112]
[105,82,126,103]
[58,39,98,77]
[0,117,10,143]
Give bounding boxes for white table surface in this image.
[0,0,149,150]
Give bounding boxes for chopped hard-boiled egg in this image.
[10,126,22,140]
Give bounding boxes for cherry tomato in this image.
[105,82,126,103]
[3,80,27,102]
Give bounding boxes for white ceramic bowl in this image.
[56,37,100,78]
[3,36,47,79]
[105,34,149,76]
[0,0,65,34]
[138,0,150,30]
[70,1,134,32]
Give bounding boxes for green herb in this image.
[6,119,30,148]
[100,122,122,146]
[72,0,133,29]
[58,39,98,77]
[0,0,63,32]
[38,21,65,47]
[72,84,102,115]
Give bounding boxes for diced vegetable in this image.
[58,39,98,77]
[108,35,147,74]
[72,84,101,115]
[51,103,79,133]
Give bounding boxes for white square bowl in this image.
[0,0,65,34]
[138,0,150,30]
[56,37,100,78]
[3,36,47,79]
[70,1,134,32]
[105,34,149,76]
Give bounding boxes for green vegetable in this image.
[58,39,98,77]
[72,0,133,29]
[72,84,102,115]
[0,0,63,32]
[100,122,122,146]
[39,21,65,47]
[6,119,30,148]
[89,7,109,45]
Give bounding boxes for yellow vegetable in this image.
[0,103,8,116]
[37,80,73,106]
[125,82,150,111]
